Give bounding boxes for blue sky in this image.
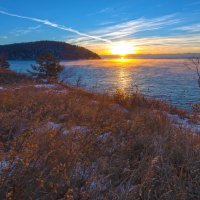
[0,0,200,54]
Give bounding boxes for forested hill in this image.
[0,41,101,60]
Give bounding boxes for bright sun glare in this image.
[111,42,136,56]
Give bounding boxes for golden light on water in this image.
[117,67,130,90]
[111,42,136,56]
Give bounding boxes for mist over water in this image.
[10,59,200,109]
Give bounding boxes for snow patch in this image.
[97,132,111,142]
[34,84,59,89]
[54,90,68,94]
[167,113,200,133]
[110,104,129,113]
[91,100,99,105]
[153,110,200,133]
[0,160,9,170]
[41,79,48,83]
[62,130,70,135]
[44,122,90,135]
[62,126,90,135]
[47,122,63,130]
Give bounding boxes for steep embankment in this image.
[0,69,200,199]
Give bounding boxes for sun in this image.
[111,42,136,56]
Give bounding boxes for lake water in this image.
[10,59,200,110]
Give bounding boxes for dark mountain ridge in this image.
[0,41,101,60]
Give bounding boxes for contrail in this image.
[0,10,112,44]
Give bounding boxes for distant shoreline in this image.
[102,54,200,59]
[7,57,196,61]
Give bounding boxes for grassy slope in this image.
[0,71,200,200]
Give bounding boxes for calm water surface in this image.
[10,59,200,109]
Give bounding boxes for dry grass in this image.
[0,69,36,86]
[0,78,200,199]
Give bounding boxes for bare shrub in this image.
[186,58,200,87]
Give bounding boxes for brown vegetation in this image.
[0,69,34,86]
[0,57,10,69]
[0,75,200,199]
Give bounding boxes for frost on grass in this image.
[33,84,69,94]
[153,110,200,133]
[46,122,91,135]
[166,113,200,133]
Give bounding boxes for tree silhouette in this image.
[31,52,63,79]
[0,57,10,69]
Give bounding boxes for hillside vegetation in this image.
[0,41,101,60]
[0,70,200,200]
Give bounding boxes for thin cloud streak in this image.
[0,36,8,39]
[10,25,41,37]
[92,14,181,39]
[0,10,112,44]
[175,24,200,33]
[67,14,182,44]
[133,34,200,53]
[187,1,200,6]
[98,7,114,14]
[131,34,200,47]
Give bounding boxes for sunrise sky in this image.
[0,0,200,55]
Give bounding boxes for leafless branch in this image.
[186,58,200,88]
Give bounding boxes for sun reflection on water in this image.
[110,58,143,66]
[114,59,134,90]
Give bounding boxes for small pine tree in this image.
[31,52,63,79]
[0,57,10,69]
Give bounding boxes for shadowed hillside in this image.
[0,41,101,60]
